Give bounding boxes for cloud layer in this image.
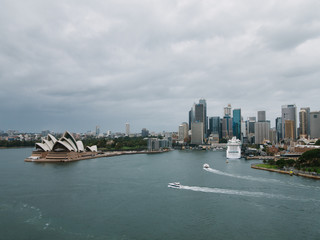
[1,0,320,133]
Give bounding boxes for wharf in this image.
[25,150,168,163]
[251,164,320,180]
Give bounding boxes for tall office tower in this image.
[269,128,277,144]
[125,123,130,136]
[222,116,233,139]
[178,122,189,142]
[258,111,266,122]
[254,121,270,144]
[224,104,232,117]
[246,117,256,144]
[188,110,192,130]
[96,126,100,136]
[232,109,241,140]
[284,120,295,140]
[199,99,208,137]
[299,109,308,139]
[191,122,204,144]
[281,104,297,140]
[275,117,282,143]
[301,107,310,137]
[310,111,320,138]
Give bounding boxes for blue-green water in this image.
[1,148,319,240]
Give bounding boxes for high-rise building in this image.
[281,104,297,140]
[199,98,208,137]
[191,122,204,145]
[141,128,149,138]
[222,116,233,139]
[254,121,270,144]
[95,126,100,136]
[246,117,256,144]
[232,109,241,139]
[125,123,130,136]
[301,107,310,137]
[310,111,320,139]
[178,122,189,142]
[224,104,232,117]
[299,109,307,139]
[284,120,295,140]
[275,117,282,143]
[258,111,266,122]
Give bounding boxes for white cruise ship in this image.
[226,137,241,159]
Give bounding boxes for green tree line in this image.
[0,140,36,148]
[82,137,147,151]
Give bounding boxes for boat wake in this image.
[178,185,319,202]
[204,167,280,183]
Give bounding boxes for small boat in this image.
[168,182,181,189]
[203,163,210,169]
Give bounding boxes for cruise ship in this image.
[226,137,241,159]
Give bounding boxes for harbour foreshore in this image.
[251,164,320,180]
[25,150,169,163]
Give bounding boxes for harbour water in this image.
[1,148,319,240]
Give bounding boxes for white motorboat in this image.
[203,163,210,169]
[168,182,181,189]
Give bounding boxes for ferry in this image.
[226,137,241,159]
[168,182,181,189]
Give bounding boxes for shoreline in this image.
[251,164,320,180]
[25,149,169,163]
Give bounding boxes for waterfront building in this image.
[232,109,241,140]
[258,111,266,122]
[254,121,270,144]
[299,110,308,139]
[281,104,297,140]
[191,122,204,145]
[178,122,189,142]
[301,107,311,138]
[310,111,320,139]
[125,123,130,136]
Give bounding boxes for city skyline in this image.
[1,1,320,133]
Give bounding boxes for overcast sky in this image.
[1,0,320,133]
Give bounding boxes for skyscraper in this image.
[191,122,204,145]
[199,98,208,137]
[178,122,189,142]
[96,126,100,136]
[224,104,232,117]
[254,121,270,144]
[301,107,310,137]
[232,109,241,139]
[299,109,307,139]
[275,117,282,143]
[258,111,266,122]
[125,123,130,136]
[281,104,297,140]
[310,111,320,139]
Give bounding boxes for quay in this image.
[251,164,320,180]
[25,150,169,163]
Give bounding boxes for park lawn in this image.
[255,164,279,169]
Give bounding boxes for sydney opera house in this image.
[25,131,99,162]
